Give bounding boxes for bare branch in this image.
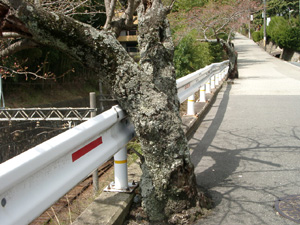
[1,32,23,38]
[197,38,218,43]
[104,0,117,29]
[37,0,105,17]
[124,0,139,26]
[63,0,89,15]
[0,39,38,58]
[66,11,106,17]
[165,0,176,13]
[0,64,74,81]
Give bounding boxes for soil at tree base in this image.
[123,186,213,225]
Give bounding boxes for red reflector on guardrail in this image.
[72,137,103,162]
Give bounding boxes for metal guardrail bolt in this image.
[1,198,6,207]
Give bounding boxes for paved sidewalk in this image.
[190,33,300,225]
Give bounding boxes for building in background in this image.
[117,15,139,61]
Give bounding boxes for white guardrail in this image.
[0,60,228,225]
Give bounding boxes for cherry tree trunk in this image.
[132,1,198,220]
[0,0,199,221]
[223,41,238,79]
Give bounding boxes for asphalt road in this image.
[190,33,300,225]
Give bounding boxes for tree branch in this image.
[124,0,140,27]
[0,39,38,57]
[0,1,32,37]
[1,31,22,38]
[104,0,116,29]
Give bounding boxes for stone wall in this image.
[258,40,283,57]
[257,40,300,62]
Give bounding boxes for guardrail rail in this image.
[0,60,229,225]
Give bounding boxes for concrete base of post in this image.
[104,147,138,193]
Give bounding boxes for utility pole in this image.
[263,0,267,51]
[249,14,251,39]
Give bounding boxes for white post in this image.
[114,147,128,190]
[221,69,225,80]
[187,94,195,115]
[206,80,211,93]
[199,85,206,102]
[215,73,219,86]
[211,75,215,89]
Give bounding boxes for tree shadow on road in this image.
[188,83,300,224]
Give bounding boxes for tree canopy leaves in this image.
[267,16,300,50]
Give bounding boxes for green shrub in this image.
[174,31,227,78]
[267,16,300,51]
[174,34,212,78]
[252,31,263,42]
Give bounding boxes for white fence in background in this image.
[0,60,229,225]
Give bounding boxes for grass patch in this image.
[127,139,143,166]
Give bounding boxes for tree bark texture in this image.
[222,41,238,79]
[0,0,199,221]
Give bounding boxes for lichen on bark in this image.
[0,0,202,222]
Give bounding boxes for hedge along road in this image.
[190,33,300,225]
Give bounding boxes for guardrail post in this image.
[187,95,195,115]
[90,92,99,195]
[199,85,206,102]
[211,75,215,89]
[215,73,219,86]
[104,145,138,192]
[206,80,211,93]
[114,147,128,190]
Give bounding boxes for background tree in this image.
[267,0,299,18]
[173,33,213,78]
[169,1,227,78]
[170,0,260,79]
[0,0,106,90]
[250,0,300,52]
[267,16,300,51]
[0,0,209,222]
